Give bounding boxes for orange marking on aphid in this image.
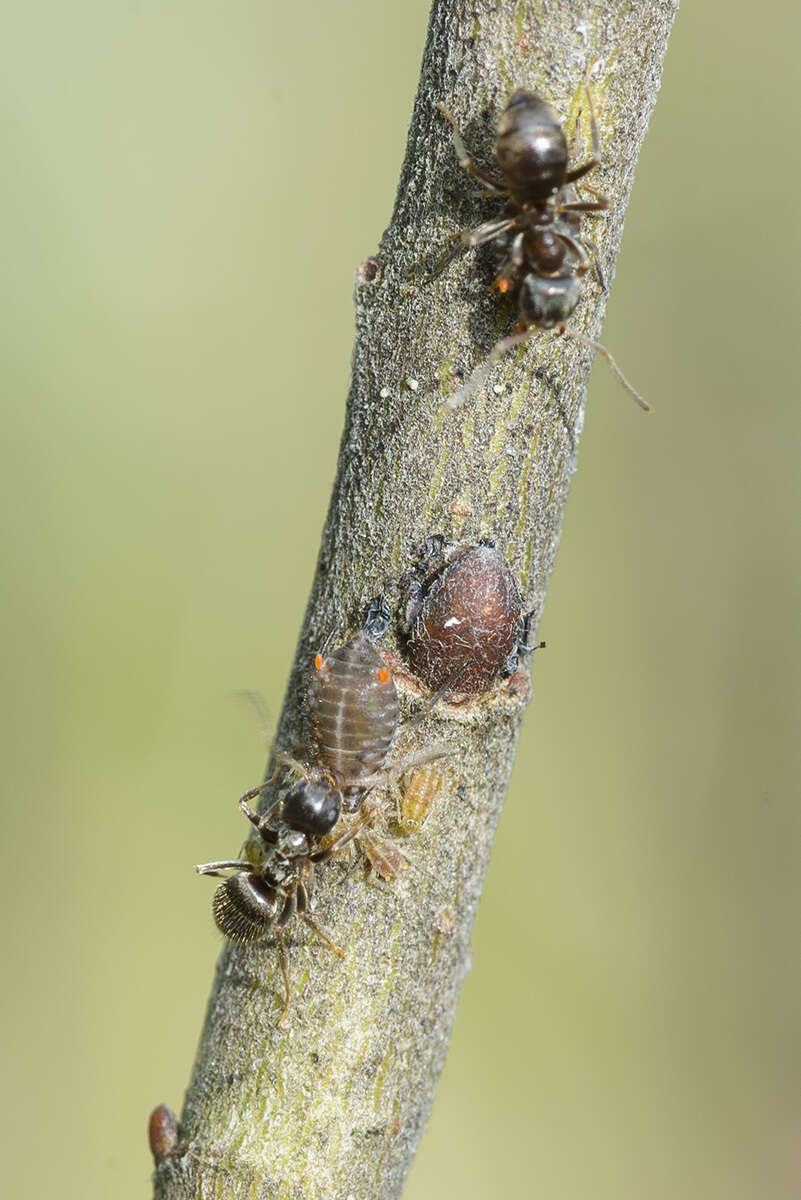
[497,278,512,294]
[314,654,324,671]
[377,666,390,683]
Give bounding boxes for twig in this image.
[152,2,677,1196]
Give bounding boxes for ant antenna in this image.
[562,326,651,411]
[443,322,650,413]
[443,328,532,412]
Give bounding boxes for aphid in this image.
[404,540,544,694]
[359,829,407,881]
[400,761,445,833]
[308,595,400,812]
[148,1104,180,1162]
[438,62,649,412]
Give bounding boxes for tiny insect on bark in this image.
[438,61,649,413]
[400,761,445,833]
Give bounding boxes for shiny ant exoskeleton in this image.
[438,62,649,412]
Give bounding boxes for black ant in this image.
[196,598,446,1023]
[438,62,649,413]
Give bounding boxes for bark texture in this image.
[153,2,677,1196]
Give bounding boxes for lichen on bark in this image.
[153,2,677,1197]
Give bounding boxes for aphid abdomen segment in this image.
[495,91,568,202]
[406,544,524,694]
[308,632,400,785]
[212,873,280,943]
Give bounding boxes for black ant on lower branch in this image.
[196,598,448,1023]
[437,61,650,413]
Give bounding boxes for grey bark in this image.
[152,1,677,1197]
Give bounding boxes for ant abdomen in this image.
[212,873,281,944]
[496,91,568,201]
[308,630,400,787]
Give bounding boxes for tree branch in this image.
[152,1,677,1196]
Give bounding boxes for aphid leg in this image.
[561,326,651,412]
[444,326,534,413]
[437,102,507,194]
[195,859,254,876]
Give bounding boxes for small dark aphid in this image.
[148,1104,179,1162]
[438,62,649,412]
[405,541,544,694]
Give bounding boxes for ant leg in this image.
[437,103,507,194]
[195,859,253,876]
[564,58,603,183]
[275,933,291,1027]
[561,326,651,412]
[297,883,346,957]
[555,232,591,274]
[493,232,525,291]
[557,198,609,214]
[454,216,517,249]
[443,326,534,413]
[310,807,380,862]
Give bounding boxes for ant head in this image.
[519,272,581,329]
[281,778,341,837]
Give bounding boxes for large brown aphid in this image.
[438,62,649,412]
[404,540,544,694]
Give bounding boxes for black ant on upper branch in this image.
[437,61,650,413]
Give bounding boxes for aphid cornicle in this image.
[404,540,544,694]
[438,63,649,412]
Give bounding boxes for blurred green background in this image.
[2,2,800,1197]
